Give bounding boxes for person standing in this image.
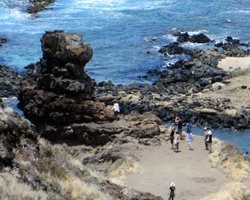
[186,120,192,133]
[168,182,176,200]
[175,116,183,139]
[203,127,209,150]
[207,128,213,153]
[169,127,175,149]
[111,101,120,118]
[186,131,193,150]
[174,133,180,152]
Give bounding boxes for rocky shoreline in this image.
[1,32,250,129]
[0,30,249,199]
[96,33,250,129]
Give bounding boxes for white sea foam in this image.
[227,10,250,14]
[0,0,29,8]
[181,41,208,49]
[152,45,161,51]
[162,34,177,42]
[186,30,208,36]
[71,0,175,11]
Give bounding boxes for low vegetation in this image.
[231,68,250,77]
[202,139,250,200]
[209,139,249,181]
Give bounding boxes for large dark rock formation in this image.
[19,31,161,144]
[19,31,113,142]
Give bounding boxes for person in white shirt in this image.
[206,129,213,153]
[186,131,193,150]
[111,102,120,118]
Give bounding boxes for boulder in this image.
[176,32,190,43]
[159,42,185,55]
[212,82,226,91]
[0,37,7,46]
[189,33,211,43]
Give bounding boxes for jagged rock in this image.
[0,65,25,97]
[176,32,190,43]
[189,33,211,43]
[0,37,7,46]
[19,31,115,143]
[159,42,185,55]
[27,0,54,14]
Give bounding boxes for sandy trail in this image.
[123,137,228,200]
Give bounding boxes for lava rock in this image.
[189,33,211,43]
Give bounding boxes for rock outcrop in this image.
[19,31,161,144]
[27,0,54,14]
[0,37,7,46]
[19,31,113,142]
[174,32,211,43]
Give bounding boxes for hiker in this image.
[111,101,120,118]
[174,133,180,152]
[175,116,183,139]
[169,127,175,149]
[186,131,193,150]
[206,128,213,153]
[168,182,176,200]
[186,120,192,133]
[203,127,209,150]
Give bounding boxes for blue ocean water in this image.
[1,0,250,83]
[0,0,250,151]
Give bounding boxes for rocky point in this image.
[19,30,161,145]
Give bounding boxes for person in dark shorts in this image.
[169,127,175,149]
[207,128,213,153]
[203,127,209,150]
[168,182,176,200]
[175,116,183,139]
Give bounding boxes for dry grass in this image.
[200,182,250,200]
[106,156,138,185]
[209,139,250,181]
[0,172,48,200]
[59,176,112,200]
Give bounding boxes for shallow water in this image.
[192,126,250,155]
[1,0,250,151]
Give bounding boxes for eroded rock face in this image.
[19,31,116,143]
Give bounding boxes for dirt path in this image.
[123,137,228,200]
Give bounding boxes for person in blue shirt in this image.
[186,120,192,133]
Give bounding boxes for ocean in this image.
[0,0,249,152]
